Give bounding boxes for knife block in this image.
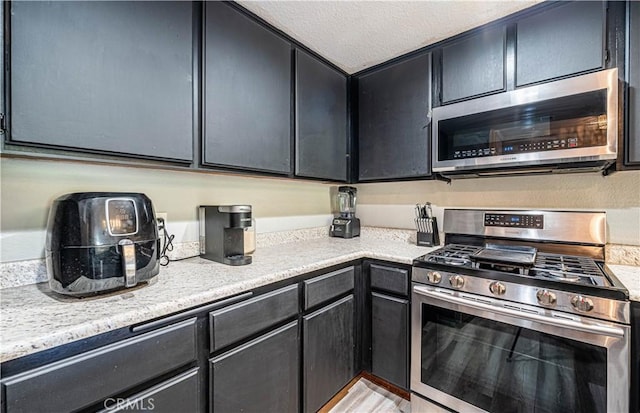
[416,217,440,247]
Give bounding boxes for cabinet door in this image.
[358,53,432,181]
[627,1,640,165]
[516,1,605,87]
[441,26,506,103]
[210,321,299,413]
[98,368,201,413]
[296,50,348,181]
[303,295,355,413]
[371,293,409,390]
[204,2,291,174]
[9,1,193,161]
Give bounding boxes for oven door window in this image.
[420,304,607,413]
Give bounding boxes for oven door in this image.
[411,284,630,413]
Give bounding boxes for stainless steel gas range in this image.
[410,209,630,413]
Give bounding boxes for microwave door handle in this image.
[413,286,625,338]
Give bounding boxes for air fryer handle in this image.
[118,239,136,287]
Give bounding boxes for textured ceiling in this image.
[237,1,542,74]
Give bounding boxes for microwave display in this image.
[437,89,607,162]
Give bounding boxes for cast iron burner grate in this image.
[530,253,605,285]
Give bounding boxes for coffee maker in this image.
[199,205,253,266]
[330,186,360,238]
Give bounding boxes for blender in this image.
[330,186,361,238]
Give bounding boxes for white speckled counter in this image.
[0,236,432,363]
[1,235,638,364]
[608,264,640,301]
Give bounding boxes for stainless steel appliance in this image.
[330,186,360,238]
[46,192,160,296]
[199,205,253,266]
[431,68,618,178]
[411,209,630,413]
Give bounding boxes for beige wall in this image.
[1,157,639,260]
[356,170,640,245]
[356,170,640,209]
[0,157,332,233]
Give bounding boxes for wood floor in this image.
[325,377,411,413]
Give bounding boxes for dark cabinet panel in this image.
[628,1,640,165]
[371,293,409,390]
[370,264,409,296]
[2,318,197,413]
[295,50,348,181]
[516,2,605,87]
[303,295,355,413]
[303,266,354,310]
[9,1,193,161]
[441,26,506,103]
[203,2,291,174]
[210,284,298,352]
[210,321,299,413]
[98,368,201,413]
[358,53,432,180]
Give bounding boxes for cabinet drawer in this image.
[98,368,201,413]
[303,266,354,310]
[370,264,408,296]
[210,284,298,352]
[2,318,197,413]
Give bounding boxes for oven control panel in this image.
[484,213,543,229]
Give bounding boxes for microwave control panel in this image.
[484,213,543,229]
[453,138,581,159]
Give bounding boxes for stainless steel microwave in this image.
[431,68,618,178]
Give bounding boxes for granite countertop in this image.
[1,235,638,364]
[0,236,432,363]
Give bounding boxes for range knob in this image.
[536,290,557,306]
[449,275,465,289]
[571,295,594,312]
[427,271,442,284]
[489,282,506,296]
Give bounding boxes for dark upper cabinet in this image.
[203,2,291,174]
[515,2,605,87]
[8,1,193,162]
[295,50,348,181]
[357,53,432,181]
[627,1,640,166]
[441,26,506,103]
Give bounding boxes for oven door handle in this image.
[413,286,626,338]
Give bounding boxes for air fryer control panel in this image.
[106,198,138,235]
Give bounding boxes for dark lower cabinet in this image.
[631,301,640,413]
[203,2,291,174]
[627,0,640,166]
[371,292,409,390]
[515,1,605,87]
[210,321,299,413]
[99,368,201,413]
[8,1,194,161]
[357,53,432,181]
[303,295,355,413]
[1,318,198,413]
